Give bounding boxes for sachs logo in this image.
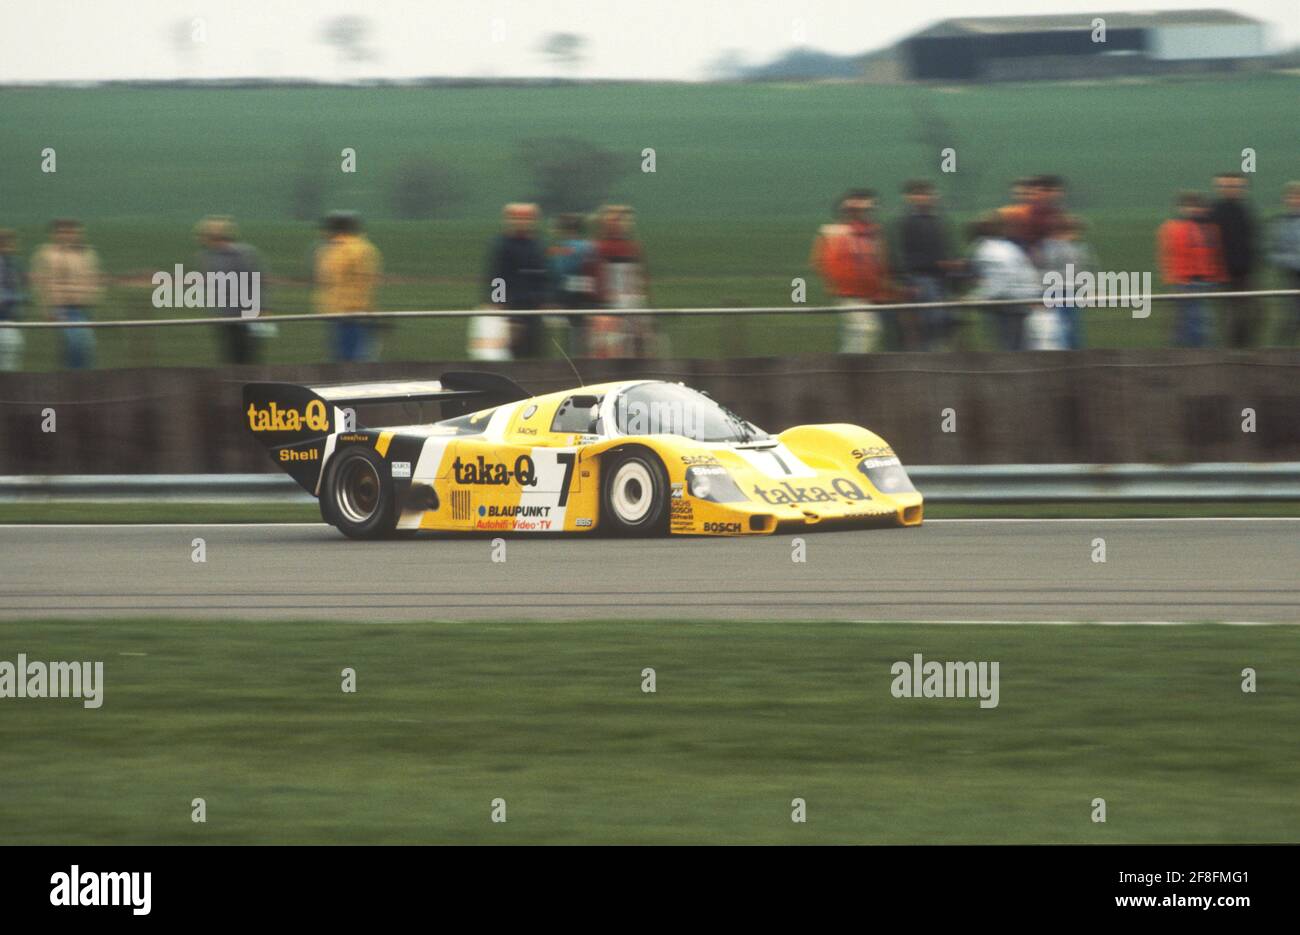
[752,477,867,505]
[247,400,329,433]
[453,454,537,486]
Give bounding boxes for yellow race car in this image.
[244,372,923,539]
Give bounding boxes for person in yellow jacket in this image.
[314,211,382,362]
[30,219,103,369]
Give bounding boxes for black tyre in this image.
[321,447,399,540]
[601,448,670,536]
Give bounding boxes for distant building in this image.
[901,10,1269,82]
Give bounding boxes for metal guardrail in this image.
[2,464,1298,504]
[3,289,1298,329]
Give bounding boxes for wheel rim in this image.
[336,457,381,524]
[611,459,654,524]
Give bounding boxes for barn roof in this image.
[911,9,1261,40]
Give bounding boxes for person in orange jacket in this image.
[1157,192,1225,347]
[810,190,894,352]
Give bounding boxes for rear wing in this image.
[242,371,529,490]
[309,371,529,410]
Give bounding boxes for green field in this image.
[0,618,1294,844]
[2,76,1298,368]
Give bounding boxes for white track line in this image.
[848,619,1295,626]
[2,517,1299,529]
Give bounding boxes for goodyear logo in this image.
[247,400,329,433]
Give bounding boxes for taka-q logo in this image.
[247,399,330,433]
[753,477,866,505]
[453,454,536,486]
[50,866,150,916]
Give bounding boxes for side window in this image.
[550,395,602,434]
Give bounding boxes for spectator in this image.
[896,180,957,350]
[30,219,102,369]
[810,189,891,353]
[0,230,26,372]
[1024,175,1066,263]
[1269,181,1300,345]
[1157,192,1224,348]
[1038,215,1095,350]
[998,177,1037,250]
[1209,171,1260,347]
[591,205,654,358]
[314,211,382,363]
[485,203,550,359]
[965,213,1040,351]
[547,212,599,355]
[196,216,264,365]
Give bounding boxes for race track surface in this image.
[1,519,1297,622]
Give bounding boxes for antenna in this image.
[551,336,584,387]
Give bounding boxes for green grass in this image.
[0,618,1294,844]
[2,76,1299,367]
[1,500,1297,524]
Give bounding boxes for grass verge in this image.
[0,618,1294,844]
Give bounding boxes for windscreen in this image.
[613,383,767,443]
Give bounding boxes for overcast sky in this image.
[4,0,1297,82]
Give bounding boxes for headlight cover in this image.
[858,456,916,494]
[686,465,748,503]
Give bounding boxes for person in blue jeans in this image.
[30,219,103,369]
[0,229,27,370]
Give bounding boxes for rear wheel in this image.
[322,448,399,539]
[601,448,669,536]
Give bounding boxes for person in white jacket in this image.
[965,213,1042,350]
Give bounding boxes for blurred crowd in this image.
[809,173,1300,353]
[1,173,1299,371]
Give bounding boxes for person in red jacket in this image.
[810,189,894,352]
[1157,192,1225,347]
[590,205,654,358]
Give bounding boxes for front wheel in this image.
[601,448,670,536]
[321,448,399,540]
